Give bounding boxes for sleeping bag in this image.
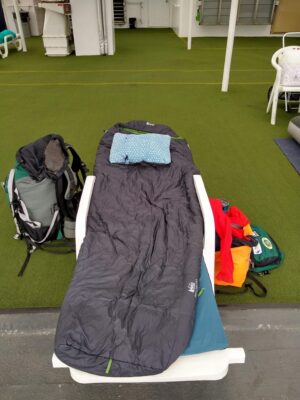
[55,121,204,377]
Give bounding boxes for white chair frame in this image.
[0,33,22,59]
[267,44,300,125]
[52,175,245,383]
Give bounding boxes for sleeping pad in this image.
[55,121,204,377]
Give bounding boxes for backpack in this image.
[215,225,268,297]
[249,224,284,275]
[3,134,88,276]
[211,199,269,297]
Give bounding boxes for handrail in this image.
[253,0,260,24]
[217,0,223,25]
[283,32,300,48]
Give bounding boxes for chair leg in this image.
[284,92,288,112]
[267,86,274,113]
[271,85,279,125]
[15,39,22,52]
[3,42,8,58]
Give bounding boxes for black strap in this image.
[17,238,75,276]
[18,242,35,277]
[215,272,267,297]
[215,285,248,296]
[40,240,75,255]
[40,248,74,255]
[56,145,87,220]
[232,236,258,248]
[64,165,77,200]
[41,240,75,248]
[245,271,268,297]
[55,175,72,219]
[65,144,88,188]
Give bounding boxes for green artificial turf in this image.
[0,29,299,308]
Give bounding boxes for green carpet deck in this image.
[0,29,299,308]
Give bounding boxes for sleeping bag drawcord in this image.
[105,357,113,374]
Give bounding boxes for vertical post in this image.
[187,0,193,50]
[221,0,239,92]
[104,0,115,55]
[12,0,27,52]
[96,0,105,55]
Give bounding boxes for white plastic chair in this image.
[0,33,22,59]
[267,33,300,125]
[52,175,245,384]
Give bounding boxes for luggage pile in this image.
[210,198,284,297]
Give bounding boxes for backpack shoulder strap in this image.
[7,169,22,237]
[65,144,88,187]
[245,272,268,297]
[63,165,77,200]
[55,170,77,220]
[55,144,88,221]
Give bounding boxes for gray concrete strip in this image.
[0,311,58,333]
[0,308,299,400]
[0,328,56,337]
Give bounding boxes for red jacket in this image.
[209,199,250,283]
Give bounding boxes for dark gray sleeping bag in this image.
[55,121,204,377]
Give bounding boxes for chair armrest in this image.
[271,48,283,73]
[75,176,96,258]
[193,175,215,291]
[4,34,14,44]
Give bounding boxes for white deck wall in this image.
[173,0,273,38]
[117,0,273,37]
[2,0,275,39]
[2,0,44,36]
[116,0,171,29]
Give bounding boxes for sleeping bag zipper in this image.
[121,127,184,140]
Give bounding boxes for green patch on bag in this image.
[250,225,284,275]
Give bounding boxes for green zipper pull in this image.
[197,288,205,298]
[105,357,113,374]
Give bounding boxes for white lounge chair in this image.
[267,33,300,125]
[52,174,245,384]
[0,32,22,59]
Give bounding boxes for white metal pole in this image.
[221,0,239,92]
[104,0,115,55]
[187,0,193,50]
[12,0,27,52]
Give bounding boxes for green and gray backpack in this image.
[249,224,284,275]
[3,134,88,276]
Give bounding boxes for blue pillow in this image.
[109,133,171,165]
[0,30,16,44]
[183,258,228,355]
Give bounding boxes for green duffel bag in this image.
[250,225,284,275]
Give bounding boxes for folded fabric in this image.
[109,132,171,165]
[183,258,228,355]
[0,30,16,44]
